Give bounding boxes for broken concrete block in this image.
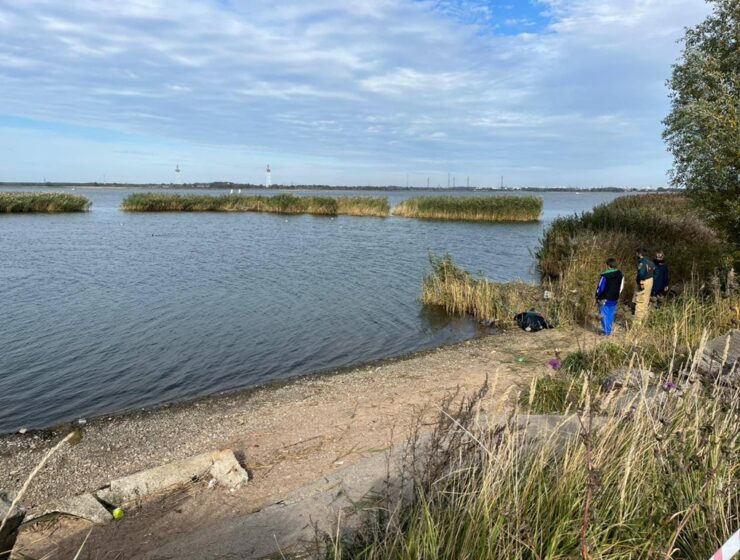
[1,490,25,560]
[26,493,112,524]
[699,330,739,385]
[97,449,248,507]
[602,367,654,392]
[210,449,249,489]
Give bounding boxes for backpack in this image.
[514,311,553,332]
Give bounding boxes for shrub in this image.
[537,194,730,283]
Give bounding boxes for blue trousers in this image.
[598,301,617,335]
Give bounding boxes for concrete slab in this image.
[142,449,392,560]
[25,493,112,524]
[97,449,248,507]
[141,414,592,560]
[699,329,739,384]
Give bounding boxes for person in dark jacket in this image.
[632,248,655,324]
[595,257,624,336]
[651,251,669,297]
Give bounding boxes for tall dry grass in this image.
[331,334,739,559]
[336,197,390,217]
[121,192,390,217]
[0,192,91,213]
[120,192,340,214]
[523,282,739,413]
[393,195,542,222]
[537,194,730,283]
[420,254,542,327]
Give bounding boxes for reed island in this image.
[0,192,91,213]
[120,192,390,217]
[392,194,542,222]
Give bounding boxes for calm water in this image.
[0,187,621,432]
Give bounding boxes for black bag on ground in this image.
[514,310,553,332]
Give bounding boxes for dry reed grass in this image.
[330,332,739,559]
[121,192,390,217]
[0,192,91,213]
[393,195,542,222]
[420,254,542,327]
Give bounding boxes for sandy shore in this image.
[2,326,598,558]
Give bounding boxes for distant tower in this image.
[266,164,272,188]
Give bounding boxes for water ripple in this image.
[0,187,621,432]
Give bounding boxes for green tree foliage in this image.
[663,0,739,246]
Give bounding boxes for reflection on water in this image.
[0,187,622,432]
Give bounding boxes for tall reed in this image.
[120,192,390,217]
[420,254,541,327]
[0,192,91,213]
[336,197,390,217]
[393,195,542,222]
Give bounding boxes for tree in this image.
[663,0,739,247]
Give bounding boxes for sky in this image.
[0,0,712,186]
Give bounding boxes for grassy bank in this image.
[120,192,389,217]
[332,343,739,559]
[349,192,739,558]
[536,194,732,323]
[0,192,91,213]
[523,283,739,413]
[393,195,542,222]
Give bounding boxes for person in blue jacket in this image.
[595,257,624,335]
[651,251,669,298]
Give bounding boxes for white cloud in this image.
[0,0,712,185]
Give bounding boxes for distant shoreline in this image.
[0,182,676,193]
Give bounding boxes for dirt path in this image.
[4,326,599,559]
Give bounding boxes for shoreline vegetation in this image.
[393,194,542,222]
[333,191,739,558]
[0,191,91,213]
[121,192,542,222]
[120,192,390,217]
[421,254,542,327]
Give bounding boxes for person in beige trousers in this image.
[632,248,655,324]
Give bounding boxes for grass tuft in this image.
[393,195,542,222]
[0,192,91,213]
[420,254,543,327]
